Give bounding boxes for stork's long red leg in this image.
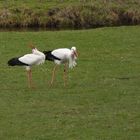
[27,69,32,88]
[50,65,57,86]
[63,63,67,87]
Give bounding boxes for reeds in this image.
[0,1,139,29]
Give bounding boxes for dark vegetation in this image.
[0,0,140,29]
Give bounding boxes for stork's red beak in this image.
[74,51,78,57]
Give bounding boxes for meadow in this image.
[0,26,140,139]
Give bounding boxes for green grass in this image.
[0,0,94,10]
[0,26,140,139]
[0,0,139,9]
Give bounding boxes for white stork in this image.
[8,45,45,88]
[43,46,78,86]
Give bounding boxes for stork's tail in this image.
[8,57,28,66]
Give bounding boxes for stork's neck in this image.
[71,50,76,58]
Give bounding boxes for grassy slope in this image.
[0,0,139,9]
[0,0,83,9]
[0,0,140,29]
[0,26,140,139]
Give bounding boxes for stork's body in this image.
[43,47,78,86]
[8,48,45,88]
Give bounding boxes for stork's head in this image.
[71,46,78,58]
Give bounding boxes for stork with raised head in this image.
[8,44,45,88]
[43,46,78,86]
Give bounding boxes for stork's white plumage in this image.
[43,46,78,86]
[8,47,45,88]
[19,48,45,67]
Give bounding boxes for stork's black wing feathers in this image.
[43,51,61,61]
[8,57,29,66]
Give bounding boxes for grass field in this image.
[0,26,140,139]
[0,0,80,9]
[0,0,139,9]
